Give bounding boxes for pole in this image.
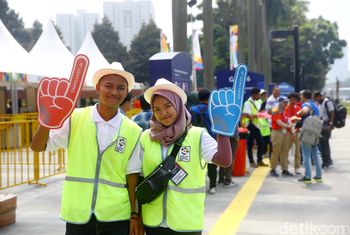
[261,0,272,90]
[190,7,197,91]
[203,0,214,89]
[293,26,300,92]
[10,73,19,114]
[237,0,246,64]
[192,65,197,92]
[172,0,187,51]
[247,0,257,72]
[336,78,340,100]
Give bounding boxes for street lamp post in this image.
[269,26,300,92]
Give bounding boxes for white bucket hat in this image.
[92,62,135,91]
[144,78,187,104]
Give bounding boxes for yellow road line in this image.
[209,162,270,235]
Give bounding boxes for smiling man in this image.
[31,62,142,235]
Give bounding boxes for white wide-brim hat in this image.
[144,78,187,104]
[92,62,135,91]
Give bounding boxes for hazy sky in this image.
[7,0,174,43]
[6,0,350,79]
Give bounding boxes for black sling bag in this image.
[136,131,187,204]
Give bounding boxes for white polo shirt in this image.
[46,104,141,174]
[319,98,334,122]
[265,95,279,112]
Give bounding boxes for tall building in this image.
[103,0,155,47]
[56,10,99,54]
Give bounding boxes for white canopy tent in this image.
[28,21,74,81]
[0,19,30,74]
[76,32,144,90]
[76,32,110,87]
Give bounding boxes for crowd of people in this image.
[241,86,335,183]
[30,61,337,235]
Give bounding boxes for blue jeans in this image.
[301,142,322,179]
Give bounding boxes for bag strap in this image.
[324,100,332,119]
[305,102,314,116]
[160,130,188,170]
[168,130,188,160]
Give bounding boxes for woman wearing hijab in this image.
[138,79,233,235]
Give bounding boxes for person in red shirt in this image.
[285,93,302,175]
[270,96,294,177]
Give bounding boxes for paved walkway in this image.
[1,121,350,235]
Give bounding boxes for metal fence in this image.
[0,114,66,190]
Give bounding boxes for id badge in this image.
[170,163,188,186]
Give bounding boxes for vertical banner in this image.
[230,25,239,69]
[160,31,170,52]
[192,29,203,70]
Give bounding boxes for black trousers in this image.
[247,124,264,163]
[145,227,201,235]
[207,163,217,188]
[261,135,271,158]
[66,214,130,235]
[319,129,333,167]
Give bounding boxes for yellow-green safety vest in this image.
[242,98,259,127]
[141,126,207,232]
[258,118,271,136]
[256,99,271,136]
[60,106,142,223]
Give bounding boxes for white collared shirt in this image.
[265,95,279,112]
[243,97,260,115]
[46,104,141,174]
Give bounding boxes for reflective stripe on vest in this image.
[65,176,126,188]
[61,107,142,223]
[141,127,207,232]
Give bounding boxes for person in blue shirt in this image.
[297,89,322,183]
[132,94,152,131]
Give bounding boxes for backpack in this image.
[300,103,323,145]
[325,100,347,128]
[191,105,212,134]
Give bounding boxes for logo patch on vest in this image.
[178,146,191,162]
[115,136,127,153]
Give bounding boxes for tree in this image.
[92,17,128,64]
[125,20,161,84]
[0,0,32,51]
[271,16,346,90]
[54,23,71,51]
[26,20,43,51]
[191,0,346,90]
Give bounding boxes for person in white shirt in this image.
[31,63,142,235]
[265,86,281,114]
[242,88,268,168]
[314,91,335,168]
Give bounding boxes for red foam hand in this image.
[37,54,89,129]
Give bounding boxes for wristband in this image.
[130,211,139,220]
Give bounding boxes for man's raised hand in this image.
[37,54,89,129]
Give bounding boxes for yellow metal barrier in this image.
[0,115,66,190]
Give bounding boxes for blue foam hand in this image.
[208,64,248,136]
